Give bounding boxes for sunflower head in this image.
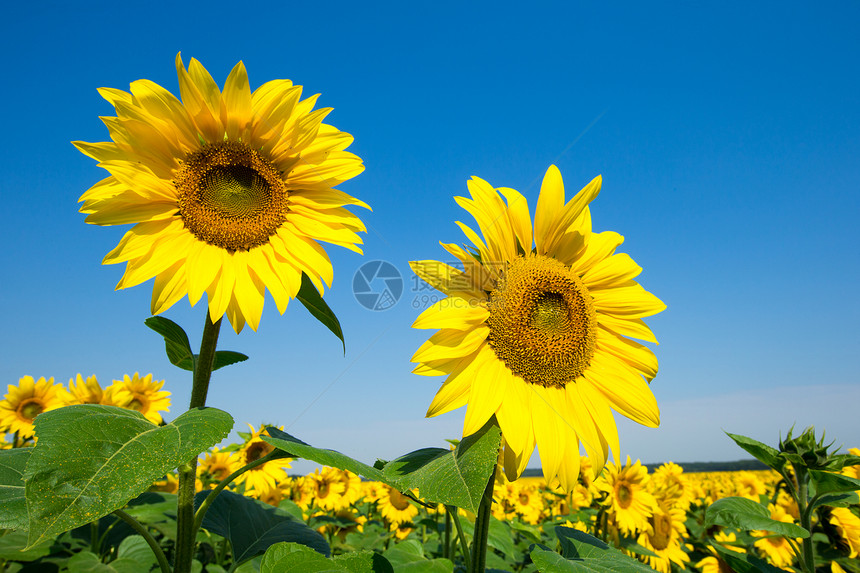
[75,54,368,333]
[0,376,65,438]
[103,373,171,424]
[411,166,664,492]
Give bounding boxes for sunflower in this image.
[290,476,316,512]
[830,507,860,558]
[197,446,242,487]
[75,54,368,333]
[0,376,65,438]
[841,448,860,481]
[635,500,691,573]
[306,467,348,511]
[596,456,657,535]
[59,374,104,406]
[410,166,663,491]
[377,485,419,526]
[233,424,291,494]
[752,503,799,569]
[650,462,694,511]
[103,373,171,424]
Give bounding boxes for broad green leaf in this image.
[488,516,515,558]
[0,449,31,530]
[710,542,785,573]
[198,490,329,565]
[115,535,158,573]
[381,418,502,513]
[725,433,785,472]
[259,542,340,572]
[212,350,249,371]
[529,546,579,573]
[809,469,860,496]
[145,316,195,371]
[551,527,656,572]
[331,551,394,573]
[297,272,345,352]
[704,497,809,538]
[24,404,232,548]
[381,540,453,572]
[0,530,54,562]
[810,490,859,511]
[263,427,388,482]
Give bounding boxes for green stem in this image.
[469,470,496,573]
[113,509,172,573]
[795,467,815,573]
[174,315,222,573]
[443,507,451,559]
[449,507,471,571]
[193,450,285,534]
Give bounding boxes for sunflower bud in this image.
[778,426,834,470]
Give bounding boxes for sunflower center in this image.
[128,395,149,412]
[245,441,273,464]
[487,254,596,388]
[18,399,44,421]
[649,513,672,550]
[389,489,411,511]
[616,483,633,508]
[175,141,288,252]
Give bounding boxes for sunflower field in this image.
[1,54,858,573]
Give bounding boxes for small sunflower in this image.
[75,54,368,333]
[0,376,65,438]
[103,373,171,424]
[635,501,691,573]
[650,462,694,511]
[596,456,657,535]
[830,507,860,558]
[306,467,348,511]
[59,374,104,405]
[290,476,316,512]
[410,166,663,491]
[752,503,799,569]
[197,447,242,487]
[841,448,860,481]
[377,485,419,526]
[234,424,291,494]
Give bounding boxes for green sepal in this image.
[297,272,345,353]
[704,497,809,538]
[725,432,785,472]
[23,404,233,548]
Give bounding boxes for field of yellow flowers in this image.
[3,373,858,572]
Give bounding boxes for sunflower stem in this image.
[469,469,496,573]
[795,466,816,573]
[448,506,471,571]
[114,509,172,573]
[175,314,222,573]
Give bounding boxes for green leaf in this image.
[66,550,116,572]
[263,427,388,482]
[550,527,656,572]
[381,540,453,572]
[487,516,515,558]
[529,546,579,572]
[704,497,809,538]
[297,272,345,352]
[0,449,31,530]
[212,350,249,371]
[725,432,785,472]
[114,535,158,573]
[380,417,502,513]
[810,469,860,495]
[198,490,330,565]
[331,551,395,573]
[24,405,233,548]
[145,316,196,371]
[710,542,785,573]
[810,490,859,511]
[259,542,341,572]
[0,530,55,562]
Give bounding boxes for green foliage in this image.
[197,489,330,564]
[145,316,248,372]
[297,273,345,352]
[381,539,454,572]
[259,542,394,572]
[528,527,655,572]
[23,404,232,548]
[380,418,502,513]
[710,542,786,573]
[704,497,809,538]
[725,432,785,472]
[0,448,31,530]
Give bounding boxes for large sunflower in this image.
[410,166,664,491]
[103,373,171,424]
[0,376,65,438]
[75,54,368,333]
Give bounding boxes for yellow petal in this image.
[530,385,567,484]
[592,283,666,318]
[231,250,265,332]
[151,260,187,315]
[425,352,481,417]
[409,260,484,301]
[569,230,624,276]
[412,297,489,330]
[411,326,489,364]
[585,354,660,428]
[498,186,532,254]
[206,251,236,322]
[495,374,533,460]
[577,380,621,465]
[186,242,222,306]
[221,60,253,140]
[463,347,508,436]
[534,165,565,255]
[597,315,659,344]
[582,253,642,290]
[597,328,658,381]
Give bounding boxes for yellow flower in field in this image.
[329,468,363,507]
[651,462,694,511]
[0,376,65,438]
[197,447,242,486]
[290,476,315,511]
[832,562,848,573]
[315,508,366,541]
[377,486,419,526]
[830,507,860,558]
[59,374,104,405]
[153,471,179,494]
[361,480,385,503]
[753,504,799,569]
[103,373,171,424]
[695,530,746,572]
[635,501,691,573]
[75,54,368,333]
[306,467,348,511]
[410,166,663,491]
[597,457,657,535]
[234,424,291,494]
[841,448,860,481]
[734,471,767,501]
[390,522,414,540]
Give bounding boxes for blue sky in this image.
[2,2,858,474]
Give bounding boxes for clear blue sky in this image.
[2,2,858,474]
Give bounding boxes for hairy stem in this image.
[469,470,496,573]
[114,509,172,573]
